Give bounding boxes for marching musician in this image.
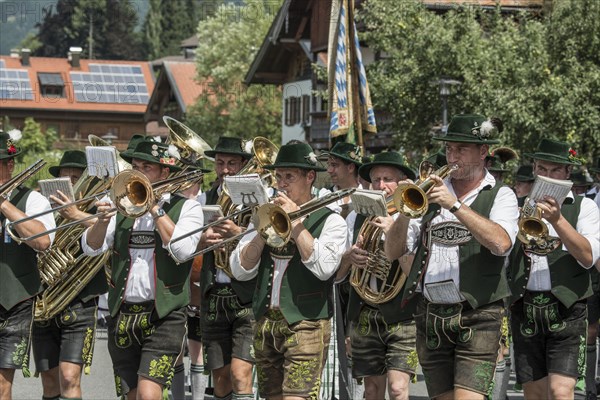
[31,150,108,400]
[81,139,204,400]
[386,114,519,400]
[336,151,418,400]
[508,139,600,399]
[231,142,349,400]
[0,131,55,399]
[326,142,363,219]
[514,164,535,207]
[198,136,255,400]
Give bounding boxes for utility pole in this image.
[88,13,94,59]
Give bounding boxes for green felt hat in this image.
[263,142,326,171]
[120,134,148,159]
[0,130,22,160]
[588,156,600,174]
[487,154,511,173]
[434,114,502,145]
[325,142,363,166]
[49,150,87,177]
[514,165,535,182]
[525,138,582,166]
[204,136,252,159]
[426,148,447,169]
[570,168,592,187]
[358,151,416,182]
[121,139,181,171]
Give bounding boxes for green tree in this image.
[359,0,600,164]
[159,0,197,57]
[186,1,282,146]
[142,0,163,60]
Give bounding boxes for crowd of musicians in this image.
[1,112,599,400]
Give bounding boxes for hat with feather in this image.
[434,114,503,145]
[0,129,22,160]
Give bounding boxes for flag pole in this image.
[346,0,364,154]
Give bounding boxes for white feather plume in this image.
[153,136,162,143]
[479,120,495,138]
[244,140,253,154]
[7,129,22,142]
[168,144,181,160]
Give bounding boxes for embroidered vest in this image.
[108,195,193,319]
[253,207,334,324]
[0,186,41,310]
[509,196,592,308]
[403,183,507,310]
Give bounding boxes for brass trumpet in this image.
[517,198,561,255]
[393,161,458,218]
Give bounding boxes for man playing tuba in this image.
[386,114,519,400]
[31,150,107,400]
[336,151,418,400]
[81,138,204,400]
[508,139,600,399]
[0,130,55,399]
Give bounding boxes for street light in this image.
[433,78,462,136]
[101,132,118,145]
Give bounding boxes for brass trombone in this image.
[7,168,204,243]
[168,188,356,264]
[0,159,46,199]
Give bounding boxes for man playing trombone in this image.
[508,139,600,399]
[31,150,108,400]
[385,114,519,400]
[0,131,55,400]
[81,139,204,400]
[231,142,349,400]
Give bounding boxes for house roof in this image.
[0,55,155,114]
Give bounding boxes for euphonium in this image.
[213,137,278,277]
[393,161,458,218]
[516,198,561,255]
[349,197,406,305]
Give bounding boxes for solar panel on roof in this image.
[70,63,149,104]
[0,62,33,101]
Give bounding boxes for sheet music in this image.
[39,177,74,208]
[529,175,573,206]
[350,189,388,217]
[86,146,118,178]
[202,205,224,223]
[224,173,269,206]
[424,280,463,304]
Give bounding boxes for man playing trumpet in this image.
[508,139,600,399]
[386,114,519,399]
[231,142,349,400]
[81,139,204,400]
[0,130,55,400]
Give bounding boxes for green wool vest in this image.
[347,212,414,324]
[253,207,335,324]
[108,195,193,319]
[403,182,507,310]
[200,185,256,305]
[0,186,42,310]
[509,196,592,308]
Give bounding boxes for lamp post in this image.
[101,132,118,145]
[434,78,462,136]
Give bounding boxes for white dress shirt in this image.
[230,212,349,308]
[406,171,519,293]
[81,193,203,303]
[526,192,600,291]
[2,190,56,245]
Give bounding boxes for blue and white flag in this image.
[328,0,376,143]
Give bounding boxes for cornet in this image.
[517,198,561,255]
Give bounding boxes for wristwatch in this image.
[153,208,166,220]
[449,200,462,213]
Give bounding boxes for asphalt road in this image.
[11,327,532,399]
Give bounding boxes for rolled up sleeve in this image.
[488,186,519,256]
[301,213,349,281]
[81,216,115,256]
[230,223,260,281]
[166,200,204,262]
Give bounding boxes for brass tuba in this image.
[213,137,278,277]
[349,161,457,304]
[516,198,561,255]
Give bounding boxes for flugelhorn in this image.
[393,161,458,218]
[516,198,561,255]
